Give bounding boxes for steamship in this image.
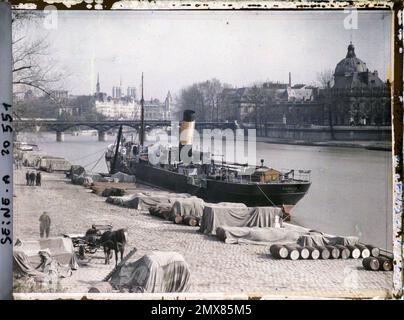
[105,76,311,207]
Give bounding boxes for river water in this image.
[22,132,392,250]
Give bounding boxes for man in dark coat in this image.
[39,212,51,238]
[36,172,41,186]
[26,171,30,186]
[30,171,36,186]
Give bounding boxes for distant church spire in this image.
[96,73,100,94]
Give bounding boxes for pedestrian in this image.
[30,171,36,186]
[39,211,51,238]
[36,171,41,186]
[26,171,30,186]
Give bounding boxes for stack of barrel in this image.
[269,243,389,265]
[362,246,393,271]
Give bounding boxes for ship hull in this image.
[118,161,310,207]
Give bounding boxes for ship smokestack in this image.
[179,109,196,163]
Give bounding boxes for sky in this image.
[23,10,392,101]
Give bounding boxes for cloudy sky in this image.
[24,10,391,100]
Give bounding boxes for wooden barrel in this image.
[315,246,330,260]
[325,245,340,259]
[298,247,310,260]
[377,256,393,271]
[306,246,320,260]
[335,245,350,259]
[287,244,309,259]
[365,245,380,257]
[346,245,361,259]
[269,245,288,259]
[174,214,183,224]
[183,215,199,226]
[285,245,300,260]
[355,244,370,258]
[362,257,380,271]
[88,282,113,293]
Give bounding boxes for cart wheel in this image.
[86,247,98,254]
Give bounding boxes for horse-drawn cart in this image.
[63,223,113,258]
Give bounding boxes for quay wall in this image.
[254,125,391,142]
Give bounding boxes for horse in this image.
[99,228,128,266]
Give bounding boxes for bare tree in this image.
[316,69,334,88]
[317,69,336,138]
[176,79,228,121]
[12,11,67,120]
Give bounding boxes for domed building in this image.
[322,42,391,127]
[333,42,386,89]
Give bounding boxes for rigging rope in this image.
[69,147,108,162]
[255,183,288,222]
[89,151,106,172]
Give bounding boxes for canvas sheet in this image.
[107,192,190,210]
[110,251,190,293]
[297,233,359,247]
[199,205,283,235]
[169,197,205,221]
[216,226,300,245]
[13,237,79,270]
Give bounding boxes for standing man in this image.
[25,171,30,186]
[39,212,51,238]
[36,171,41,186]
[30,171,36,186]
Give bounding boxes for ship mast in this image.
[140,72,145,146]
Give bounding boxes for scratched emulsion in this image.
[6,0,403,300]
[391,2,403,299]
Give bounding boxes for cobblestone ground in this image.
[13,170,392,297]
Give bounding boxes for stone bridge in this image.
[13,119,240,142]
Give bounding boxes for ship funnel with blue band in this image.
[179,110,196,162]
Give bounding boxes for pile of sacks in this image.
[69,165,136,187]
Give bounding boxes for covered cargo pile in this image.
[39,156,72,172]
[199,205,283,236]
[297,232,359,247]
[13,237,79,282]
[216,226,300,245]
[22,151,45,167]
[111,172,137,183]
[106,192,190,210]
[168,197,205,222]
[110,251,191,293]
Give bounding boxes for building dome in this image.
[334,43,368,76]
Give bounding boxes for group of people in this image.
[26,170,41,186]
[14,158,24,169]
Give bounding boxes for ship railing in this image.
[279,169,311,182]
[294,170,311,182]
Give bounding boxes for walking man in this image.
[36,171,41,186]
[39,212,51,238]
[26,171,30,186]
[30,171,36,186]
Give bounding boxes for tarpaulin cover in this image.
[297,234,359,247]
[199,205,283,235]
[101,188,126,197]
[13,250,73,282]
[110,251,190,293]
[107,192,190,210]
[39,157,71,171]
[111,172,137,183]
[216,226,300,245]
[169,197,205,221]
[13,237,79,270]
